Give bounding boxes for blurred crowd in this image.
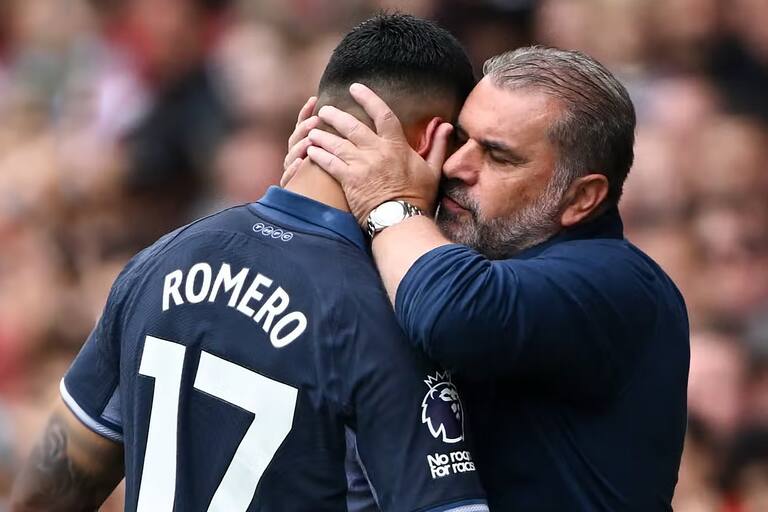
[0,0,766,510]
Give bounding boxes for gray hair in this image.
[483,46,636,208]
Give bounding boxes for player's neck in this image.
[284,159,350,213]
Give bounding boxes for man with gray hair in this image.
[291,46,689,510]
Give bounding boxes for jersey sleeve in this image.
[337,285,488,512]
[60,258,141,443]
[395,243,668,399]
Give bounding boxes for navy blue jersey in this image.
[396,208,689,511]
[62,187,487,512]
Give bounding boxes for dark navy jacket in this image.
[62,187,487,512]
[396,208,689,511]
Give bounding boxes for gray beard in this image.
[436,179,566,260]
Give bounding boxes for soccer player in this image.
[11,14,488,512]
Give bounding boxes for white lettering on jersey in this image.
[236,273,273,316]
[186,263,213,303]
[162,270,184,311]
[161,263,308,347]
[426,450,477,480]
[208,263,249,307]
[270,311,307,348]
[254,287,290,331]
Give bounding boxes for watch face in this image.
[371,201,407,226]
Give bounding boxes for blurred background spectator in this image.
[0,1,766,510]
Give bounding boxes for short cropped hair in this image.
[319,13,475,109]
[484,46,636,208]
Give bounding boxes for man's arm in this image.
[366,207,653,399]
[393,241,667,400]
[372,216,450,302]
[11,398,124,512]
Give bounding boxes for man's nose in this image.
[443,141,480,185]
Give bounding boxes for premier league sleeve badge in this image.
[421,372,465,444]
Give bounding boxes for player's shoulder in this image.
[158,204,257,250]
[118,202,389,325]
[126,204,244,256]
[101,205,252,301]
[126,203,307,277]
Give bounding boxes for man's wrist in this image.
[365,199,427,239]
[402,197,432,214]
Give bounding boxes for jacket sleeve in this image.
[395,243,663,399]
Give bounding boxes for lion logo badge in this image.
[421,372,464,443]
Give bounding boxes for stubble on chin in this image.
[436,208,477,247]
[436,196,563,260]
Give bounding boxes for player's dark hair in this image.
[318,13,475,109]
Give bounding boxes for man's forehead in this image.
[458,78,561,138]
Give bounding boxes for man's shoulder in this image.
[538,235,632,258]
[526,235,686,308]
[535,236,664,277]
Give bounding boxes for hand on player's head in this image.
[305,84,452,224]
[281,96,319,187]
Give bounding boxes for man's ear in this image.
[416,117,444,158]
[560,174,610,227]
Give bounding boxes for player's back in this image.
[119,204,354,511]
[62,188,487,512]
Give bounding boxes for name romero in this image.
[162,262,308,348]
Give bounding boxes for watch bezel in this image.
[369,200,409,228]
[366,200,424,238]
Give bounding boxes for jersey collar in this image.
[516,207,625,259]
[251,186,367,252]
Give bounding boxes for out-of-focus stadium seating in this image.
[1,1,766,510]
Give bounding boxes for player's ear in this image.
[416,117,443,158]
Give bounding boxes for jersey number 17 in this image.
[136,335,298,511]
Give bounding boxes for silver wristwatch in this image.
[366,200,424,238]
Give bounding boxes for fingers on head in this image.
[307,145,347,177]
[349,83,400,137]
[317,105,373,145]
[297,96,318,123]
[288,118,318,152]
[293,116,319,139]
[285,137,311,169]
[280,158,302,187]
[308,129,353,159]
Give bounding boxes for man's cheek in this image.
[477,194,513,222]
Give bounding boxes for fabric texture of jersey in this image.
[396,208,689,512]
[62,186,487,512]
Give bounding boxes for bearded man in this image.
[290,46,690,511]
